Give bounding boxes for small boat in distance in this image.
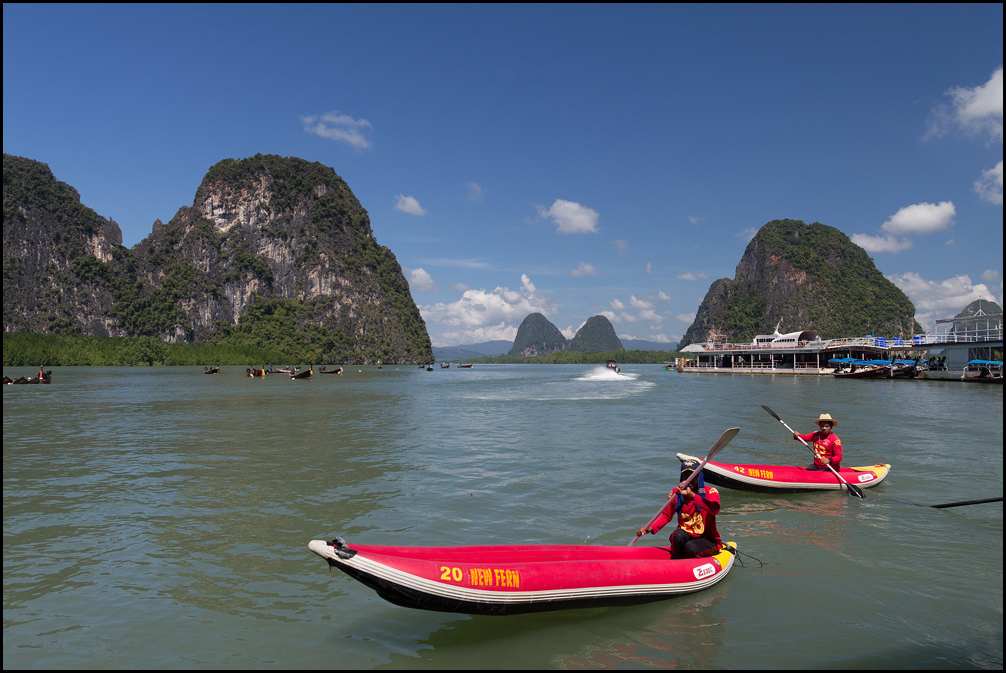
[606,360,621,373]
[831,358,920,379]
[831,359,891,378]
[203,365,219,375]
[290,365,313,379]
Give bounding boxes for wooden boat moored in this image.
[676,452,891,492]
[308,536,737,615]
[962,360,1003,384]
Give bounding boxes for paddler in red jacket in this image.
[635,459,722,559]
[794,413,842,470]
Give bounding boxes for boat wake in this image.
[576,366,638,382]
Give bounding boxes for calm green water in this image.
[3,365,1002,669]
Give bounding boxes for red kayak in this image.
[308,537,737,615]
[676,452,891,492]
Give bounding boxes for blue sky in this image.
[4,4,1002,346]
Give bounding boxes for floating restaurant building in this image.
[677,314,1003,379]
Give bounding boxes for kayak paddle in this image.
[931,496,1002,509]
[629,427,740,545]
[761,405,865,499]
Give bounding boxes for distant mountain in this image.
[435,336,677,360]
[955,298,1002,318]
[432,340,513,361]
[621,338,678,351]
[950,299,1002,335]
[449,340,513,356]
[509,313,569,356]
[678,219,921,348]
[568,315,623,352]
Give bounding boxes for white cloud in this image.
[658,291,670,302]
[947,66,1004,142]
[569,262,597,278]
[394,194,427,216]
[407,267,436,292]
[887,271,1002,331]
[301,111,372,149]
[538,199,599,234]
[610,299,625,311]
[881,201,956,235]
[676,272,708,281]
[852,201,956,254]
[629,295,653,310]
[465,182,484,202]
[613,239,629,254]
[850,233,914,254]
[975,160,1004,205]
[419,275,557,346]
[646,263,655,275]
[676,312,696,324]
[736,227,758,241]
[927,68,1003,207]
[981,269,1001,283]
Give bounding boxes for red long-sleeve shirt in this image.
[650,486,722,545]
[798,431,842,469]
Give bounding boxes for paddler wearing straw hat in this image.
[793,413,843,471]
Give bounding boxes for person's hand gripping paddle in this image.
[761,406,864,499]
[629,427,740,545]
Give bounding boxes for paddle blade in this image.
[846,482,866,499]
[761,405,782,422]
[710,427,740,454]
[679,427,739,490]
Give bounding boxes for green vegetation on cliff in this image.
[679,219,922,347]
[509,313,569,356]
[3,153,433,364]
[568,315,624,352]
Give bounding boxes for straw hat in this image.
[814,413,837,426]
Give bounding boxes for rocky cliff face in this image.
[3,153,433,364]
[3,155,126,336]
[679,219,920,347]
